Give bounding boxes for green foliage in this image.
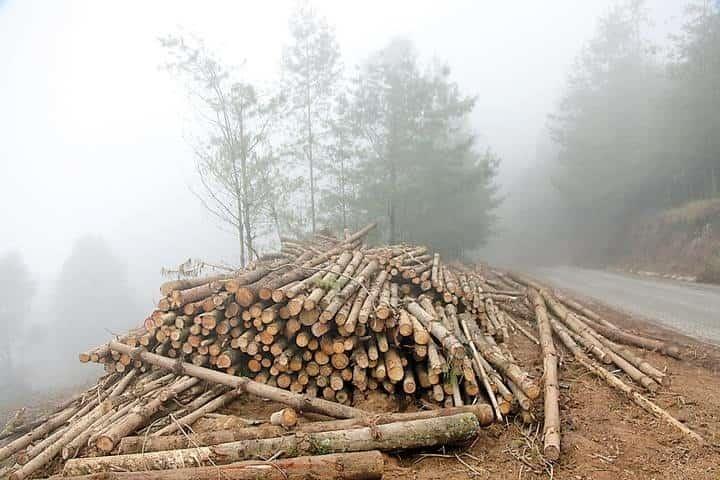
[163,13,500,260]
[347,39,501,257]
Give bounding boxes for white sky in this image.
[0,0,685,302]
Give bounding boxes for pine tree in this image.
[351,39,500,256]
[282,1,342,233]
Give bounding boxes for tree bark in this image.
[42,452,384,480]
[96,376,200,452]
[107,341,367,419]
[64,413,479,475]
[153,388,239,436]
[547,315,704,444]
[528,289,560,461]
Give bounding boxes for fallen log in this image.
[42,451,384,480]
[96,376,200,452]
[152,387,239,436]
[547,315,704,444]
[529,289,560,461]
[0,405,78,462]
[116,404,493,454]
[107,341,368,419]
[63,413,479,475]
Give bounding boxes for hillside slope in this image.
[615,199,720,283]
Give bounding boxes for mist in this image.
[0,0,697,401]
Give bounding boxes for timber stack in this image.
[0,223,703,479]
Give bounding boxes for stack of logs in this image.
[81,223,542,414]
[0,224,703,480]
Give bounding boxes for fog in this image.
[0,0,689,398]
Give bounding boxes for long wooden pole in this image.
[40,452,384,480]
[117,404,493,454]
[547,315,704,443]
[529,289,561,461]
[63,413,479,475]
[107,341,368,419]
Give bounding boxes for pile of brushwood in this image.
[0,224,704,480]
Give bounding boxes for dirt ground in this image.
[2,293,719,480]
[382,296,720,480]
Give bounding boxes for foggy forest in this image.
[1,1,720,478]
[0,1,720,400]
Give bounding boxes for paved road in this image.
[531,266,720,344]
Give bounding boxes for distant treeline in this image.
[547,0,720,258]
[161,3,500,264]
[0,237,142,400]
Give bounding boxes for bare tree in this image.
[161,35,284,266]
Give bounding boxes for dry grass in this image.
[659,198,720,226]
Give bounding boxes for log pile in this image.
[0,224,703,479]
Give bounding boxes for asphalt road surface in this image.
[532,266,720,344]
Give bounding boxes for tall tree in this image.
[352,39,424,243]
[352,39,500,256]
[0,252,34,389]
[282,1,342,233]
[667,0,720,199]
[318,92,359,231]
[161,35,286,265]
[548,0,664,258]
[53,236,141,370]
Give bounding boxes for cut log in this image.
[406,301,465,361]
[117,405,492,454]
[153,388,239,436]
[269,408,298,428]
[48,451,384,480]
[547,315,704,444]
[107,341,367,419]
[9,399,116,480]
[466,325,540,400]
[63,413,479,475]
[96,376,200,452]
[529,289,560,461]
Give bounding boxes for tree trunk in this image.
[107,341,367,419]
[0,405,78,462]
[549,315,703,444]
[528,289,560,461]
[152,388,239,436]
[44,452,384,480]
[63,413,479,475]
[95,376,200,453]
[111,405,492,454]
[10,400,116,480]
